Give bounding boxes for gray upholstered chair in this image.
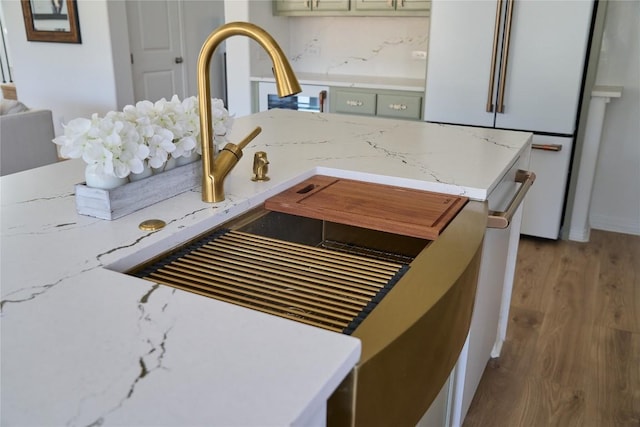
[0,104,59,176]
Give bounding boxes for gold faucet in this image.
[197,22,301,202]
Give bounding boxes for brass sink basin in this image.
[125,199,488,426]
[129,208,428,334]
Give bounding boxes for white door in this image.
[127,0,186,102]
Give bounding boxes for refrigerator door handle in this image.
[496,0,516,114]
[486,0,504,113]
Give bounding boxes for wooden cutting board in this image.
[264,175,468,240]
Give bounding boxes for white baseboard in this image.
[590,213,640,236]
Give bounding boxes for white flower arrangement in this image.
[53,95,233,183]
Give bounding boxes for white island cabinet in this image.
[0,110,531,426]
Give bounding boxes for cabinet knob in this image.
[388,103,407,111]
[175,57,183,64]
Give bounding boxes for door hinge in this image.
[130,53,134,64]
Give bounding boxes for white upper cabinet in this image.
[353,0,430,12]
[274,0,350,13]
[274,0,429,16]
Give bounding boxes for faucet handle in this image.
[221,126,262,159]
[237,126,262,150]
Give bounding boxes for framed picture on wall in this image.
[21,0,81,43]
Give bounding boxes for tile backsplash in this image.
[252,16,429,80]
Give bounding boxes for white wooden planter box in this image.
[75,161,201,220]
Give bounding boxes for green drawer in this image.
[334,90,377,115]
[377,93,423,120]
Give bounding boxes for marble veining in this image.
[324,34,428,75]
[253,17,429,80]
[1,110,530,425]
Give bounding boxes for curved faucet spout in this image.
[197,21,301,203]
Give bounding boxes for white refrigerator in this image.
[424,0,595,240]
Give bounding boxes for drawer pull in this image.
[388,103,407,111]
[532,143,562,152]
[346,100,364,107]
[487,169,536,229]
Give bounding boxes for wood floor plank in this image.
[532,238,600,389]
[591,230,640,333]
[586,325,640,426]
[511,237,563,312]
[463,306,544,426]
[463,230,640,426]
[492,306,544,374]
[461,358,524,426]
[464,372,586,427]
[516,376,586,427]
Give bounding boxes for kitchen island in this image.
[1,109,531,426]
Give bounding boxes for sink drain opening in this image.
[130,229,411,334]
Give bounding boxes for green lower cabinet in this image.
[331,87,423,121]
[333,90,377,116]
[377,93,423,120]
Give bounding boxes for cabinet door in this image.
[275,0,348,13]
[520,135,573,239]
[354,0,429,12]
[353,0,396,11]
[397,0,430,12]
[494,1,593,133]
[377,93,422,120]
[416,375,451,427]
[424,0,498,127]
[314,0,350,11]
[274,0,311,13]
[333,89,377,116]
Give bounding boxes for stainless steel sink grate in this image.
[131,229,410,334]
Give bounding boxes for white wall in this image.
[224,0,252,117]
[0,0,130,135]
[590,0,640,235]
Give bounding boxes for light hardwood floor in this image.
[463,230,640,427]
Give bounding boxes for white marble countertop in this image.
[251,72,425,92]
[0,110,531,426]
